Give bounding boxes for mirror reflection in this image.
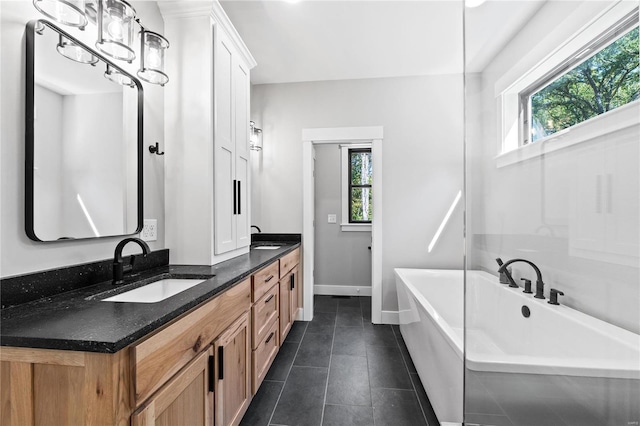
[26,20,142,242]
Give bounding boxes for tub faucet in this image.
[113,237,150,285]
[497,258,545,299]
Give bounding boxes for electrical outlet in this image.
[141,219,157,241]
[328,214,337,224]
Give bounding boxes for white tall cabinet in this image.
[160,1,256,265]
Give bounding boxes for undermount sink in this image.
[102,278,207,303]
[253,246,281,250]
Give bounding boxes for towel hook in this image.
[149,142,164,155]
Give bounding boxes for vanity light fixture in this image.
[33,0,88,29]
[249,121,263,151]
[32,0,170,86]
[137,29,169,86]
[57,34,99,64]
[104,63,134,87]
[95,0,137,62]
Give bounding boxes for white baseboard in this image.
[314,285,372,297]
[380,310,399,324]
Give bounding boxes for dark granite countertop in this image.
[0,242,300,353]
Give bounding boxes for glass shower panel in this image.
[464,1,640,425]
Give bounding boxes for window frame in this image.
[340,144,372,232]
[519,12,639,146]
[347,148,372,224]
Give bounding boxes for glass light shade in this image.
[84,0,97,24]
[249,121,263,151]
[137,30,169,86]
[57,34,98,64]
[96,0,136,62]
[104,64,134,87]
[33,0,87,28]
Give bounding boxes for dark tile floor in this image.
[240,295,440,426]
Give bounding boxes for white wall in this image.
[0,1,166,277]
[466,1,640,333]
[251,75,464,311]
[314,144,371,289]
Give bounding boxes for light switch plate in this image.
[141,219,157,241]
[328,214,337,224]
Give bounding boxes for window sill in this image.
[496,102,639,168]
[341,223,372,232]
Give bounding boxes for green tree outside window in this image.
[530,26,639,142]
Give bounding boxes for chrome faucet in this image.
[113,237,150,285]
[497,258,545,299]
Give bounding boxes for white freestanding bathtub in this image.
[395,268,640,426]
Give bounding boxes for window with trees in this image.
[348,148,372,223]
[522,16,638,144]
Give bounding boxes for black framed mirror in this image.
[25,19,143,242]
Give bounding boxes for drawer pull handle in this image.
[265,294,275,303]
[265,332,275,344]
[265,275,274,282]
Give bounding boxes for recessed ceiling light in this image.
[465,0,486,7]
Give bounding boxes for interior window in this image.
[348,148,372,223]
[522,17,638,144]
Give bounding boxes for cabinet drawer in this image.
[132,278,251,406]
[252,261,279,302]
[251,318,279,395]
[279,248,300,278]
[251,285,279,349]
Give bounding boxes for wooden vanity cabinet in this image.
[131,348,213,426]
[0,249,301,426]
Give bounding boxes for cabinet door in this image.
[234,56,250,250]
[279,276,292,343]
[214,28,237,255]
[131,348,213,426]
[214,312,251,426]
[290,266,302,321]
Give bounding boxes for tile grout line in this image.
[267,322,307,426]
[318,299,339,426]
[392,325,432,426]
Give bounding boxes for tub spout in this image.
[498,258,545,299]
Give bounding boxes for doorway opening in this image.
[301,126,383,323]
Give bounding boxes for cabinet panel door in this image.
[234,57,250,249]
[290,266,302,321]
[279,277,292,343]
[214,28,237,255]
[131,348,213,426]
[214,312,251,426]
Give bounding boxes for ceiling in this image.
[219,0,546,85]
